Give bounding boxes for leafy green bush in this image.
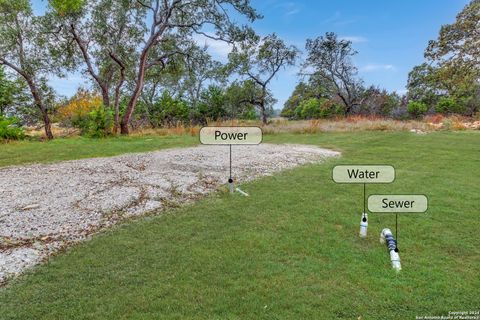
[407,101,428,118]
[149,91,190,127]
[71,106,113,138]
[319,99,344,118]
[0,115,24,140]
[435,96,466,114]
[197,86,227,123]
[299,98,322,119]
[85,107,114,138]
[239,105,257,120]
[295,98,343,119]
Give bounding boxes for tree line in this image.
[0,0,479,140]
[282,0,479,120]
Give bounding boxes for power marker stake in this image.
[199,127,262,195]
[228,144,234,194]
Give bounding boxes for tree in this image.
[0,0,57,139]
[359,86,401,116]
[179,44,226,110]
[116,0,259,134]
[224,79,275,120]
[196,85,227,123]
[229,33,299,124]
[303,32,364,115]
[423,0,480,115]
[0,66,14,116]
[281,81,328,118]
[48,0,144,133]
[406,63,443,106]
[51,0,260,134]
[425,0,480,74]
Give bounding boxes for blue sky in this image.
[34,0,469,110]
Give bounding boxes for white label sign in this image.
[332,165,395,183]
[368,195,428,213]
[200,126,262,145]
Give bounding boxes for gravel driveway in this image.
[0,143,339,283]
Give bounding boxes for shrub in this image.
[407,101,428,118]
[0,115,24,140]
[280,108,294,119]
[239,105,257,120]
[71,106,114,138]
[148,91,190,127]
[58,89,103,126]
[435,96,466,114]
[319,99,344,118]
[84,107,114,138]
[299,98,322,119]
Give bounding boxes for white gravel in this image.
[0,143,339,283]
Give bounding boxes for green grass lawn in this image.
[1,132,479,319]
[0,135,197,167]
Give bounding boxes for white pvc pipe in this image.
[380,228,401,272]
[359,213,368,238]
[235,187,249,197]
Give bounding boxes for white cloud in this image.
[274,2,301,17]
[339,36,368,43]
[323,11,341,24]
[323,11,357,26]
[285,8,300,16]
[360,64,396,72]
[192,33,233,60]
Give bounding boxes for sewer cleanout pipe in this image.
[359,213,368,238]
[380,228,401,272]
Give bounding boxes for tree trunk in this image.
[261,104,268,125]
[25,77,53,140]
[120,49,149,135]
[41,109,54,140]
[114,105,120,134]
[260,87,268,125]
[101,87,110,109]
[1,57,53,139]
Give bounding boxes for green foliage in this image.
[239,105,257,120]
[412,0,480,114]
[71,106,113,138]
[435,96,466,114]
[148,91,189,127]
[229,33,298,123]
[224,80,263,120]
[85,107,114,138]
[294,98,343,119]
[303,32,363,115]
[407,101,428,118]
[406,63,441,106]
[281,82,328,118]
[49,0,85,15]
[425,0,480,75]
[197,85,227,122]
[0,66,14,116]
[0,115,24,140]
[297,98,322,119]
[0,0,30,13]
